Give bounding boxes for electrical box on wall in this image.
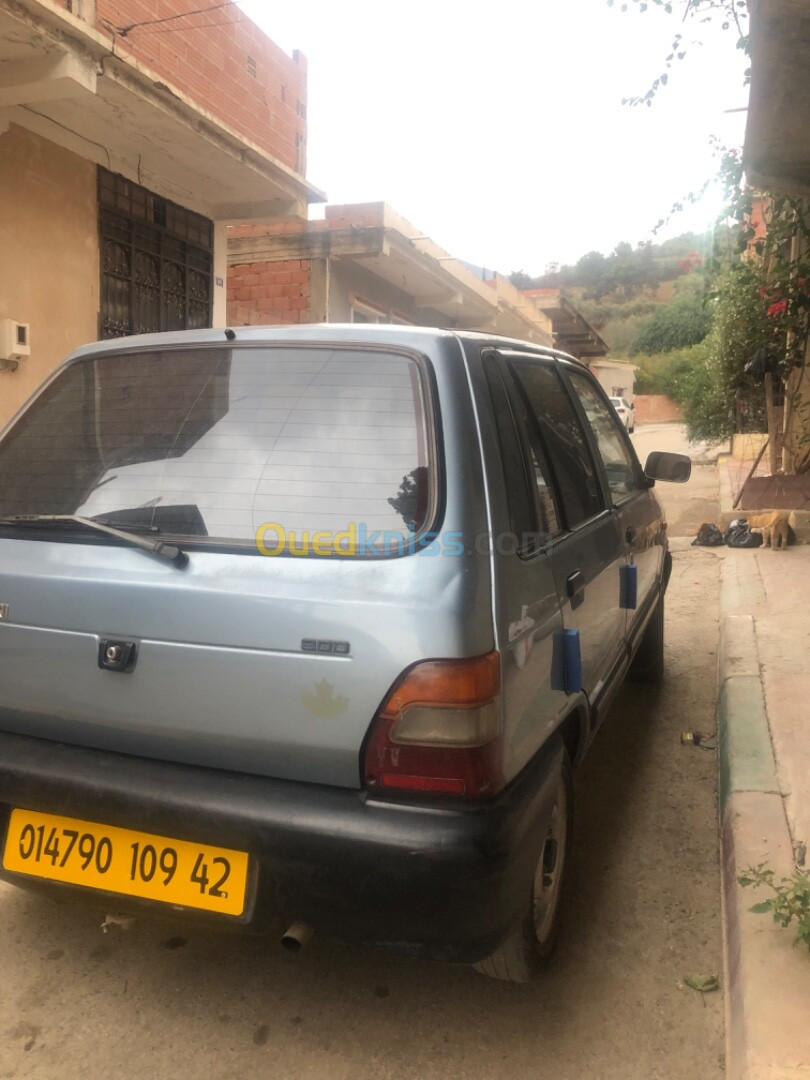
[0,320,30,370]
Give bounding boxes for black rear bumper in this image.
[0,730,563,964]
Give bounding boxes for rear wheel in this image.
[473,754,573,983]
[628,592,664,682]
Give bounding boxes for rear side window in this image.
[484,358,560,549]
[482,358,535,543]
[0,346,433,553]
[509,361,604,529]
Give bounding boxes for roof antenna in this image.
[224,328,236,341]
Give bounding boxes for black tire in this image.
[628,592,664,683]
[473,754,573,984]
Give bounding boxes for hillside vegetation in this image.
[510,224,778,443]
[511,231,718,394]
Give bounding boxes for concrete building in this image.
[519,289,609,364]
[227,203,555,346]
[585,359,636,402]
[0,0,323,426]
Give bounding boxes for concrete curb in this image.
[718,566,810,1080]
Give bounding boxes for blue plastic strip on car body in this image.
[620,563,638,610]
[551,628,583,695]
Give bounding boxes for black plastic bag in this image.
[692,523,725,547]
[724,518,763,549]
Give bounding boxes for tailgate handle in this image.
[566,569,585,603]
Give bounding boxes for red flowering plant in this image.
[719,149,810,379]
[610,1,810,467]
[663,150,810,456]
[745,189,810,470]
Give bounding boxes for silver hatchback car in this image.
[0,326,689,981]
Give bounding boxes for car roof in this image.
[61,324,585,370]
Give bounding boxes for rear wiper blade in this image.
[0,515,189,568]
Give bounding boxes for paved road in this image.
[632,423,727,540]
[1,427,725,1080]
[631,422,728,467]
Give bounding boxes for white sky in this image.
[238,0,750,275]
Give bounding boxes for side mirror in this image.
[644,451,691,483]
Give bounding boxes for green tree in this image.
[634,343,707,396]
[509,270,536,290]
[573,250,607,291]
[668,261,771,441]
[630,294,712,353]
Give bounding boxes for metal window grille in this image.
[99,168,213,339]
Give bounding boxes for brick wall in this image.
[91,2,307,172]
[633,395,685,424]
[227,259,311,325]
[227,208,390,325]
[228,205,386,243]
[323,203,386,228]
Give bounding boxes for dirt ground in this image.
[0,429,726,1080]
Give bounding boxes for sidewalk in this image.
[717,538,810,1079]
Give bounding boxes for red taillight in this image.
[362,652,503,799]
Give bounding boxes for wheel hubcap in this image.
[532,775,568,943]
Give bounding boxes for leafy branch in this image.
[739,863,810,953]
[608,0,750,106]
[716,149,810,377]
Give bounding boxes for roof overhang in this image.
[228,222,503,326]
[0,0,325,220]
[523,291,608,359]
[362,231,501,326]
[589,359,637,372]
[744,0,810,195]
[228,204,554,345]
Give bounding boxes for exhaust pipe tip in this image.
[281,921,314,954]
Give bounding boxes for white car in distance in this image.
[610,396,635,433]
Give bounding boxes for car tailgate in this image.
[0,539,491,789]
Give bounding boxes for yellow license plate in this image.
[3,809,249,918]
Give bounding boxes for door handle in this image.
[626,526,637,545]
[566,569,585,602]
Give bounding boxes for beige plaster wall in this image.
[0,125,99,428]
[588,362,636,401]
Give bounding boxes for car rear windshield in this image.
[0,345,433,553]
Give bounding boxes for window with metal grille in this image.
[98,169,213,339]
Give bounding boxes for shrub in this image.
[630,294,712,354]
[664,262,773,442]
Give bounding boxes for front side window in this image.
[0,347,433,553]
[567,371,640,506]
[509,361,604,529]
